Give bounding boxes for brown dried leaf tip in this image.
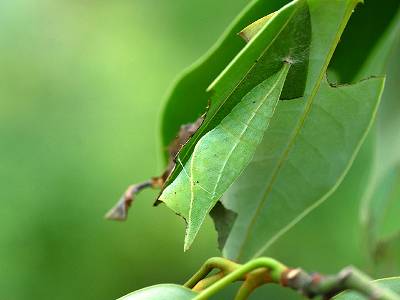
[105,116,204,221]
[105,180,152,220]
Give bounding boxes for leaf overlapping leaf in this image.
[157,0,395,259]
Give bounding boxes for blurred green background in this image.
[0,0,248,298]
[1,1,399,300]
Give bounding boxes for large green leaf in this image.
[333,278,400,300]
[160,64,290,250]
[257,3,400,265]
[222,76,384,260]
[160,0,290,156]
[218,0,387,261]
[232,0,400,291]
[161,0,310,187]
[258,0,400,284]
[118,284,197,300]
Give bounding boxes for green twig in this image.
[186,257,400,300]
[193,257,287,300]
[184,257,239,289]
[193,272,225,292]
[235,267,278,300]
[234,281,256,300]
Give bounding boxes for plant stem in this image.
[193,272,224,292]
[234,281,255,300]
[282,267,400,300]
[341,267,400,300]
[105,180,153,220]
[187,257,400,300]
[193,257,287,300]
[184,257,239,289]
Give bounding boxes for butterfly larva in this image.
[160,63,291,250]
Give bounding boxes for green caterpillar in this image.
[160,63,290,250]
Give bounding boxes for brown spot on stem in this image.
[105,116,204,219]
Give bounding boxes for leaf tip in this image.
[184,222,199,252]
[238,12,277,43]
[183,236,192,252]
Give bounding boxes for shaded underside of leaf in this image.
[329,0,400,83]
[209,201,238,251]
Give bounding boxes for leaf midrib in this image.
[236,0,360,260]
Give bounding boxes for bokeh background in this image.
[1,1,399,300]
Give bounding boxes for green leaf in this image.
[231,0,399,275]
[238,12,277,42]
[162,0,311,187]
[118,284,197,300]
[160,0,290,156]
[329,0,400,83]
[353,10,400,274]
[160,64,290,250]
[360,162,400,276]
[374,20,400,175]
[216,0,387,261]
[361,165,400,248]
[158,0,310,249]
[222,76,384,260]
[333,278,400,300]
